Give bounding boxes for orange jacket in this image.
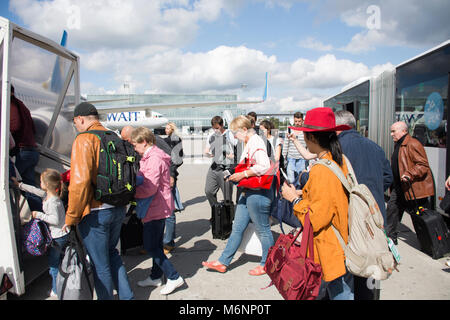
[65,121,106,226]
[293,152,349,282]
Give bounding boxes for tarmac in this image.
[11,161,450,301]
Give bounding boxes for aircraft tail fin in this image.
[44,30,68,93]
[262,72,268,101]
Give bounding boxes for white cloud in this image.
[8,0,409,105]
[299,37,333,52]
[10,0,226,50]
[276,54,371,89]
[339,29,388,54]
[335,0,450,53]
[80,43,391,97]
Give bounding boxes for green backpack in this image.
[78,130,139,207]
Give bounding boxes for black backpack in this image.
[78,130,139,207]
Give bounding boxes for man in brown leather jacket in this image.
[386,121,435,244]
[63,102,134,300]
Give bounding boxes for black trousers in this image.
[386,187,430,241]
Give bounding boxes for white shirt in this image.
[240,133,271,176]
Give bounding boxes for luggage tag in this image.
[387,236,401,264]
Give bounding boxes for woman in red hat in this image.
[281,107,354,300]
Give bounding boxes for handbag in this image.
[270,193,302,234]
[264,210,322,300]
[237,222,262,256]
[234,148,278,190]
[56,228,94,300]
[135,195,154,219]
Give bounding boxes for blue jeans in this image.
[15,149,39,186]
[286,157,306,187]
[219,188,274,267]
[78,206,134,300]
[173,185,184,211]
[143,219,180,280]
[317,271,354,300]
[163,211,176,247]
[48,234,69,294]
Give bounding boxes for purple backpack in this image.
[22,219,53,256]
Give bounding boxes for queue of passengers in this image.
[10,95,438,300]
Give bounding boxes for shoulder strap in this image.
[249,148,266,160]
[76,129,105,140]
[314,158,352,193]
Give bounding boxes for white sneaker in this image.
[49,290,58,298]
[137,276,163,287]
[160,276,184,295]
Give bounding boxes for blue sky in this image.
[1,0,449,113]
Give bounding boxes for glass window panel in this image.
[9,36,72,151]
[396,45,449,148]
[323,80,370,135]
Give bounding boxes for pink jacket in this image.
[135,146,174,223]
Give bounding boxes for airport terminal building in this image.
[87,93,246,132]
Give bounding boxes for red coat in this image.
[10,97,36,148]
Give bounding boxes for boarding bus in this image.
[324,40,450,215]
[0,17,80,297]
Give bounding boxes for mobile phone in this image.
[223,170,231,179]
[279,168,289,184]
[288,127,291,134]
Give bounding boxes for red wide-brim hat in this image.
[289,107,352,132]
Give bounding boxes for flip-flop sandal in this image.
[248,265,266,276]
[202,261,227,273]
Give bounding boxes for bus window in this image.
[396,74,448,148]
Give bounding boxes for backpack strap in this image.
[314,157,352,193]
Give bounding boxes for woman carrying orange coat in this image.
[281,107,354,300]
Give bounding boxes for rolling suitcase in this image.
[407,186,450,259]
[211,180,235,240]
[120,206,144,255]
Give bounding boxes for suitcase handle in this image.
[404,177,423,215]
[222,178,232,203]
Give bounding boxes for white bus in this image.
[323,40,450,215]
[0,17,80,297]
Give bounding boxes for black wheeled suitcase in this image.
[410,208,450,259]
[407,187,450,259]
[120,206,144,255]
[211,180,235,240]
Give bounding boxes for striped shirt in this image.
[282,130,306,159]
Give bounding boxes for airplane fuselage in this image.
[101,110,168,130]
[12,78,169,139]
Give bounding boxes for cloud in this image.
[298,37,333,52]
[275,54,374,89]
[80,43,392,96]
[335,0,450,53]
[8,0,402,104]
[9,0,227,50]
